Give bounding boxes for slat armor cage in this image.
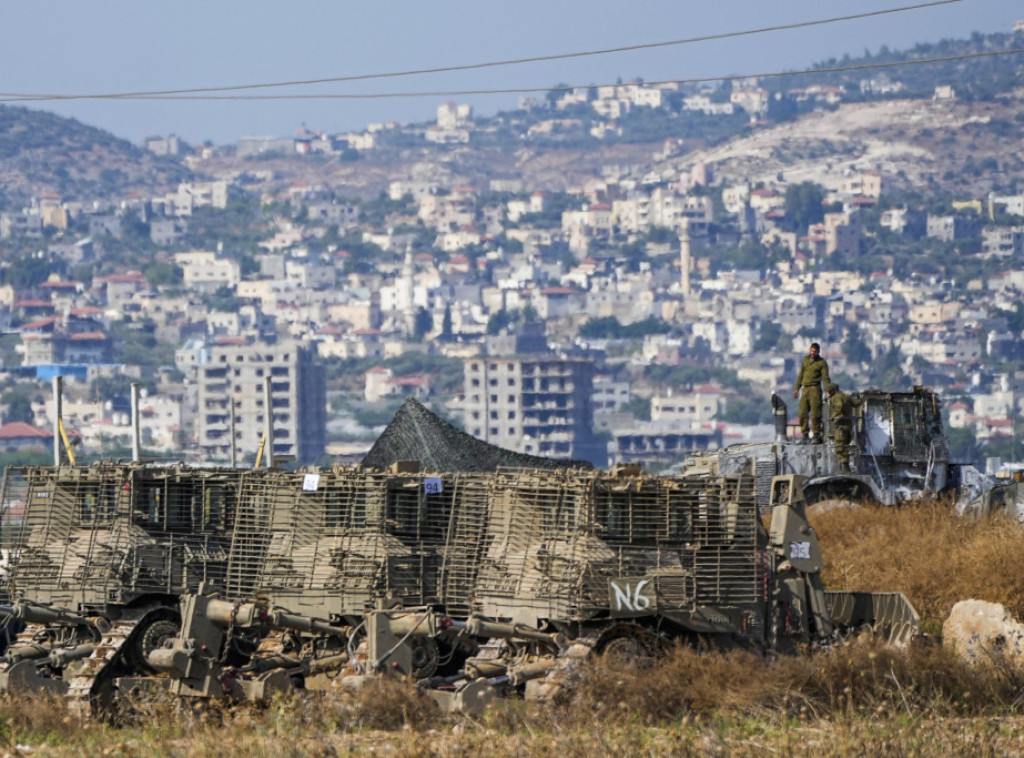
[1,464,763,639]
[1,464,242,611]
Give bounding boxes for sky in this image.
[0,0,1017,147]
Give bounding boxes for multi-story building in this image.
[981,226,1024,258]
[196,338,326,464]
[462,354,606,466]
[19,312,113,366]
[173,250,241,293]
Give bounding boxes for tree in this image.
[413,307,433,341]
[717,391,768,425]
[783,182,826,232]
[440,305,453,341]
[91,374,157,402]
[487,309,515,335]
[5,255,51,289]
[208,286,246,313]
[945,427,981,465]
[868,345,909,388]
[841,326,872,365]
[545,84,570,108]
[753,321,787,352]
[622,397,651,421]
[0,389,33,424]
[579,317,671,340]
[143,261,183,287]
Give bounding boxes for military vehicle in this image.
[683,387,968,507]
[129,467,919,712]
[0,463,244,713]
[0,397,582,715]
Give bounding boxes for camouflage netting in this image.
[362,397,592,472]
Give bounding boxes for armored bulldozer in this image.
[0,463,244,712]
[683,386,968,507]
[127,467,918,712]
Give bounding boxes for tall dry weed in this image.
[810,500,1024,629]
[552,635,1024,728]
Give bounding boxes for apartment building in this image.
[174,250,241,293]
[462,354,606,466]
[197,339,326,464]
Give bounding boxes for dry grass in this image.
[810,499,1024,633]
[4,661,1024,757]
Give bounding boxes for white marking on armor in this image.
[611,579,651,612]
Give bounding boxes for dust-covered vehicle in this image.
[0,463,243,713]
[135,466,919,713]
[683,387,972,507]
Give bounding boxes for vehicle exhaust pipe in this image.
[771,393,789,442]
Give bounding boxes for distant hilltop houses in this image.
[2,27,1024,471]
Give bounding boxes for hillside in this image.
[200,93,1024,205]
[0,106,190,209]
[676,97,1024,194]
[200,139,660,201]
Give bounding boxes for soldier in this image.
[826,382,855,472]
[792,342,830,443]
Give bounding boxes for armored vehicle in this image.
[0,463,243,712]
[133,467,918,711]
[683,387,965,507]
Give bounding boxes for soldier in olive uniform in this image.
[792,342,830,443]
[826,382,855,472]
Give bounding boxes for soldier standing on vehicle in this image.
[792,342,830,443]
[826,382,855,472]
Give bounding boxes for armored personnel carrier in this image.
[133,467,918,711]
[0,463,244,712]
[683,387,966,507]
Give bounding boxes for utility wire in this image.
[2,46,1018,103]
[0,0,967,101]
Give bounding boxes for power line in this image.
[2,46,1018,104]
[0,0,967,101]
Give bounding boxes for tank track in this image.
[65,619,140,718]
[65,605,179,718]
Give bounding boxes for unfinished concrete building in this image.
[462,355,606,467]
[197,338,326,464]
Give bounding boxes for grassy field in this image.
[4,499,1024,756]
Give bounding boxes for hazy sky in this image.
[0,0,1016,146]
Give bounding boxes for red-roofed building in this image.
[20,311,112,366]
[535,286,585,319]
[0,421,53,452]
[13,300,55,322]
[93,271,148,309]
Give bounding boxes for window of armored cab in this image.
[385,475,453,541]
[76,475,120,525]
[890,395,928,461]
[666,479,719,546]
[593,479,665,544]
[665,483,696,542]
[137,474,230,532]
[199,480,231,531]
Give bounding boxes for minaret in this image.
[400,244,416,335]
[679,218,691,298]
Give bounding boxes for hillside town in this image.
[0,26,1023,474]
